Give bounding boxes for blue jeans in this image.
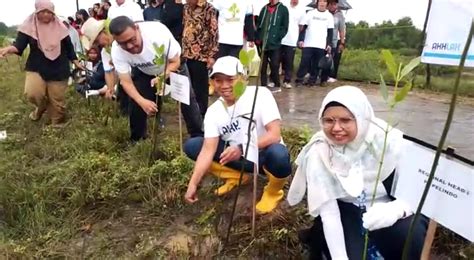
[184,137,291,178]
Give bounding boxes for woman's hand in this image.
[362,199,411,231]
[0,46,17,58]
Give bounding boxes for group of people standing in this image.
[0,0,428,259]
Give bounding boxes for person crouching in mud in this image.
[287,86,428,259]
[184,56,292,214]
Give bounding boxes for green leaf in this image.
[104,19,111,34]
[239,49,249,66]
[381,49,397,80]
[400,56,421,79]
[379,74,389,102]
[394,81,412,104]
[247,49,256,61]
[233,80,246,99]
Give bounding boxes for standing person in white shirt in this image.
[212,0,256,58]
[108,16,203,141]
[280,0,305,89]
[184,56,292,214]
[295,0,333,87]
[108,0,144,22]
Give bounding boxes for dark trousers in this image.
[186,59,209,117]
[321,40,344,80]
[216,43,243,59]
[129,66,203,141]
[331,41,343,79]
[280,45,296,83]
[184,137,291,178]
[260,48,281,88]
[302,200,428,260]
[296,47,325,85]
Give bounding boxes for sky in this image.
[0,0,428,28]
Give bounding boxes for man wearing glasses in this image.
[87,16,203,141]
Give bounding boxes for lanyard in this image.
[357,190,383,260]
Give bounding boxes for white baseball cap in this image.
[81,18,106,51]
[209,56,245,78]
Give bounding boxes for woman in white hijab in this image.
[288,86,428,259]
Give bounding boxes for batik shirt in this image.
[182,2,219,62]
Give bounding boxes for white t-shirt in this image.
[111,22,181,76]
[300,9,334,49]
[211,0,253,46]
[108,0,144,22]
[101,49,114,72]
[204,86,281,163]
[281,4,306,47]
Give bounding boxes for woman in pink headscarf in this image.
[0,0,84,126]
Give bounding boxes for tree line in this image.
[346,17,422,51]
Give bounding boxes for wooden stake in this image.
[251,164,258,237]
[178,101,183,155]
[421,220,438,260]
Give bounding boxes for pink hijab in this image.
[18,0,69,60]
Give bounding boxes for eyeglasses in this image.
[321,116,356,129]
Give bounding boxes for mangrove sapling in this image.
[148,42,169,166]
[362,49,421,260]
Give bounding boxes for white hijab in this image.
[287,86,403,216]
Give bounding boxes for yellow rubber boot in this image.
[209,162,250,196]
[256,169,287,214]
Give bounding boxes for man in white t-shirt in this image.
[109,16,203,141]
[184,56,292,214]
[211,0,256,58]
[280,0,305,89]
[108,0,144,22]
[295,0,334,86]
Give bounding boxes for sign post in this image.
[393,136,474,242]
[170,73,191,155]
[421,0,474,67]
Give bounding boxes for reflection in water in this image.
[288,90,296,114]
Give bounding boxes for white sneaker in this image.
[267,82,275,88]
[271,87,282,93]
[283,82,293,89]
[327,77,337,83]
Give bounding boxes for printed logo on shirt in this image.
[220,113,256,137]
[132,61,156,69]
[221,120,241,136]
[312,16,328,21]
[226,3,241,22]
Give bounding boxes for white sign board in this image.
[169,72,190,105]
[421,0,474,67]
[393,139,474,241]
